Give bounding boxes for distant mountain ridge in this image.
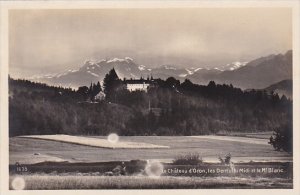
[187,50,292,89]
[264,79,292,99]
[31,50,292,89]
[32,57,142,88]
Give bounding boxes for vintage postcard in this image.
[0,1,299,195]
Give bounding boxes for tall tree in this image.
[166,77,180,88]
[103,68,122,101]
[96,81,102,92]
[269,123,293,153]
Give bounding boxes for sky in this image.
[9,8,292,78]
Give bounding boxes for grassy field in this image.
[9,175,293,189]
[10,135,292,164]
[190,135,269,145]
[9,135,293,189]
[216,131,274,139]
[20,134,169,149]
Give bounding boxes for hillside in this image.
[264,79,292,99]
[9,77,292,137]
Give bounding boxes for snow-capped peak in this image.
[97,59,106,63]
[227,61,247,69]
[68,69,78,73]
[218,61,248,71]
[87,71,99,77]
[194,68,203,72]
[106,57,135,64]
[138,65,146,71]
[213,67,223,71]
[234,61,242,66]
[185,68,194,75]
[107,58,126,63]
[125,57,133,61]
[84,60,95,66]
[179,74,188,78]
[163,65,177,70]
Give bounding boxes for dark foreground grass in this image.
[9,175,292,190]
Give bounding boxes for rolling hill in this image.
[264,79,292,99]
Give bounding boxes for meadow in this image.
[9,134,293,189]
[10,135,292,164]
[20,134,169,149]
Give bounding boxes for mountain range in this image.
[30,50,292,90]
[194,50,292,89]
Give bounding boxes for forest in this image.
[9,69,292,138]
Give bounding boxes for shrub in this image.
[173,153,203,165]
[269,123,292,153]
[219,153,231,165]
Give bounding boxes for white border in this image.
[1,1,299,195]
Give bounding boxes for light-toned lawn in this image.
[9,175,292,189]
[216,131,273,139]
[10,135,291,164]
[190,135,269,145]
[20,134,169,149]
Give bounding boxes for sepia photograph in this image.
[1,0,299,194]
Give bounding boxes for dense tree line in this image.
[9,70,292,138]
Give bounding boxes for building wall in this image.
[126,83,150,92]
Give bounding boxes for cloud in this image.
[9,8,292,78]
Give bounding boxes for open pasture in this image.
[10,135,292,164]
[20,134,169,149]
